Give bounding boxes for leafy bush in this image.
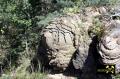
[88,18,104,39]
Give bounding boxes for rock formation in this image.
[38,7,120,79]
[39,14,81,71]
[39,7,100,71]
[98,19,120,74]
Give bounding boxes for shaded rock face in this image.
[98,20,120,73]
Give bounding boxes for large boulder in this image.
[39,14,81,70]
[38,7,102,71]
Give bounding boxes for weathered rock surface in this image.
[39,7,101,71]
[38,6,120,79]
[39,14,82,70]
[98,19,120,73]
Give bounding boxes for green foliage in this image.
[0,0,34,73]
[0,0,65,76]
[64,0,120,7]
[89,18,104,39]
[37,11,62,27]
[63,6,80,14]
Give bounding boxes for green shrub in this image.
[88,18,104,39]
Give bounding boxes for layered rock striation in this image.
[98,19,120,73]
